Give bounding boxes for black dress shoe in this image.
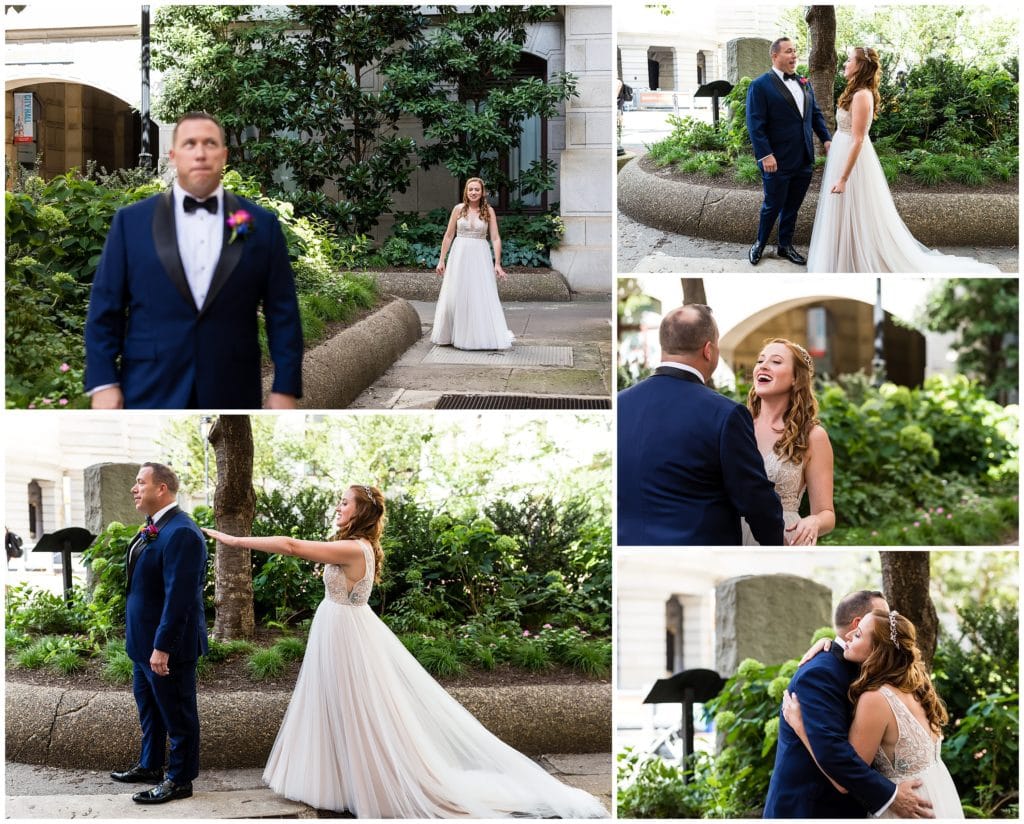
[777,246,807,265]
[110,763,164,784]
[748,242,765,265]
[133,778,193,804]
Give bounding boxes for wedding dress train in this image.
[742,450,803,546]
[874,686,964,819]
[807,106,1001,273]
[432,214,514,350]
[263,540,607,818]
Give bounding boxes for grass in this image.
[246,647,286,680]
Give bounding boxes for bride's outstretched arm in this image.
[202,528,365,566]
[831,90,873,194]
[787,425,835,545]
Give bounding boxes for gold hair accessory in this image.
[889,611,899,646]
[793,342,815,374]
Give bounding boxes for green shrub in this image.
[246,647,286,680]
[51,649,87,675]
[101,640,134,684]
[4,584,88,635]
[273,636,306,662]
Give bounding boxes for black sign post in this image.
[32,527,96,605]
[694,80,734,128]
[642,668,725,777]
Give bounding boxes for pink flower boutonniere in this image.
[798,76,809,86]
[227,209,253,244]
[139,523,160,543]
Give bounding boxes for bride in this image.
[784,609,964,818]
[432,177,515,350]
[807,46,1000,273]
[742,338,835,546]
[203,485,607,819]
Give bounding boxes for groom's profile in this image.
[617,304,785,546]
[84,111,303,409]
[746,37,832,266]
[764,590,935,818]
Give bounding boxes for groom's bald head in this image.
[660,304,720,381]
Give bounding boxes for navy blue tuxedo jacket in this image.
[746,71,832,173]
[85,190,303,408]
[764,643,896,818]
[617,367,785,546]
[125,508,209,665]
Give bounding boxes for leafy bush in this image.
[4,584,89,635]
[246,647,286,680]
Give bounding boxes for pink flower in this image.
[913,521,920,527]
[28,403,36,409]
[42,398,53,405]
[947,513,953,519]
[543,623,553,629]
[59,398,68,406]
[59,363,70,373]
[936,507,944,514]
[522,630,531,637]
[227,209,253,244]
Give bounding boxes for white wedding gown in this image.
[807,106,1001,273]
[263,540,608,818]
[874,686,964,818]
[741,450,803,546]
[431,214,514,350]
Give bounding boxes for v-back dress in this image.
[431,212,514,350]
[807,104,1000,273]
[742,450,804,546]
[262,539,607,818]
[874,686,964,819]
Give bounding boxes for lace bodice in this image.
[835,105,873,135]
[456,214,489,240]
[323,539,375,606]
[762,450,806,513]
[872,686,941,781]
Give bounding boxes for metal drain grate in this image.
[435,394,611,410]
[422,345,573,367]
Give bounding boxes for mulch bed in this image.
[637,154,1020,195]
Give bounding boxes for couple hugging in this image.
[766,589,962,818]
[747,37,998,273]
[618,303,831,546]
[112,463,606,817]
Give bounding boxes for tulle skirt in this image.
[879,759,964,819]
[741,510,800,546]
[263,598,607,818]
[432,236,514,350]
[807,132,1001,273]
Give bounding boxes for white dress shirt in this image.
[773,66,805,117]
[173,181,225,310]
[656,361,705,384]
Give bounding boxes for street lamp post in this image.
[138,6,153,170]
[199,416,213,507]
[872,278,886,386]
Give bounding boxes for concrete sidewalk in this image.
[6,755,612,818]
[349,299,613,409]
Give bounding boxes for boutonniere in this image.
[227,209,253,244]
[798,76,809,87]
[139,523,160,543]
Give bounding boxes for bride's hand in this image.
[782,689,805,735]
[831,178,847,194]
[202,527,237,547]
[435,261,445,276]
[798,637,832,666]
[786,516,819,546]
[495,265,508,281]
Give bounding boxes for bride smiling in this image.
[742,338,835,546]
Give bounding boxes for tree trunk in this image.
[680,278,707,306]
[209,415,256,641]
[880,551,938,671]
[805,5,837,143]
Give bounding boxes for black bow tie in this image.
[146,515,154,527]
[183,195,218,215]
[783,72,799,82]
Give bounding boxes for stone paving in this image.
[349,299,613,409]
[5,755,612,819]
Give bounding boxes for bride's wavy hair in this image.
[849,609,948,735]
[332,485,385,582]
[746,338,819,465]
[837,46,881,114]
[459,177,492,226]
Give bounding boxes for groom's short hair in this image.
[172,111,227,146]
[834,589,885,630]
[660,304,717,355]
[770,37,791,56]
[141,461,180,496]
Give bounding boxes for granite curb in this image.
[618,154,1019,247]
[5,681,611,770]
[372,270,573,302]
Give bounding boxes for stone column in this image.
[550,5,612,293]
[715,574,831,677]
[83,462,141,535]
[727,37,771,85]
[617,44,650,91]
[63,82,85,172]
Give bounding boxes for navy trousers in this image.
[757,165,813,249]
[132,660,200,783]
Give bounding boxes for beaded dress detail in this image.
[432,212,514,350]
[742,451,805,545]
[262,539,606,818]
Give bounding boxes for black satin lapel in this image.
[199,191,244,316]
[153,190,195,310]
[769,72,801,118]
[125,531,145,592]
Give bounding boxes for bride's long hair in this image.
[459,177,492,226]
[332,485,385,582]
[837,46,881,114]
[849,609,949,735]
[747,338,819,465]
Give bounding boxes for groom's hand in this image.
[91,386,124,409]
[149,649,170,677]
[761,154,778,173]
[889,780,935,818]
[265,392,297,410]
[824,140,831,154]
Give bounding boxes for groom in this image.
[746,37,832,266]
[617,304,785,545]
[764,590,935,818]
[111,463,208,804]
[85,111,303,409]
